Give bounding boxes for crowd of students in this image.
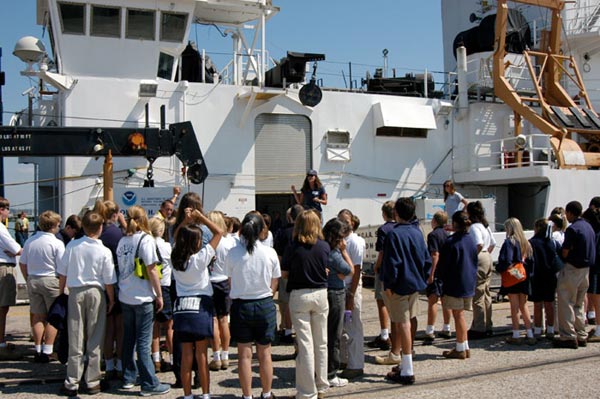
[0,189,599,398]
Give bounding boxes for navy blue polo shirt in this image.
[283,239,330,292]
[563,218,596,268]
[381,223,432,295]
[437,231,478,298]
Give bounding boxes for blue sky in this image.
[0,0,444,211]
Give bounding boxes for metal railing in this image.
[453,134,556,174]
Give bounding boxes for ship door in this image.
[254,113,312,224]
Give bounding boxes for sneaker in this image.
[209,359,222,371]
[375,352,401,365]
[338,368,363,380]
[385,371,415,385]
[122,381,137,390]
[328,376,349,387]
[59,385,78,397]
[436,330,452,339]
[442,349,467,360]
[220,359,229,370]
[140,383,171,396]
[422,333,435,345]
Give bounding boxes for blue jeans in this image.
[327,289,345,377]
[121,301,160,390]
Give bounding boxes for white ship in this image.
[3,0,600,230]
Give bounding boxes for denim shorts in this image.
[231,297,277,345]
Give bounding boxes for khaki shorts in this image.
[442,295,473,311]
[386,291,418,323]
[0,265,17,307]
[27,276,60,314]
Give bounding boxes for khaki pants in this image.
[290,288,329,399]
[557,263,589,341]
[471,251,493,332]
[65,286,106,390]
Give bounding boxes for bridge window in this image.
[158,52,175,80]
[160,12,187,42]
[127,9,155,40]
[91,5,121,38]
[58,2,85,35]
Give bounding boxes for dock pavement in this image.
[1,284,599,398]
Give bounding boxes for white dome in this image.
[13,36,46,63]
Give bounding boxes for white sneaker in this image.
[328,376,349,387]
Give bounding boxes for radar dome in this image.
[13,36,46,63]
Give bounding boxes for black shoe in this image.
[86,380,108,395]
[59,385,78,397]
[485,330,494,337]
[577,339,588,347]
[366,335,390,350]
[385,371,415,385]
[467,330,486,340]
[172,380,182,389]
[588,317,596,325]
[34,352,50,363]
[279,334,295,345]
[553,339,578,349]
[436,330,452,339]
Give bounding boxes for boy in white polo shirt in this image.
[58,212,116,397]
[19,210,65,363]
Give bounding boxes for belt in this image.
[0,263,16,266]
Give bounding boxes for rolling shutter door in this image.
[255,114,312,194]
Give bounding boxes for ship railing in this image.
[462,53,536,96]
[563,0,600,35]
[454,134,556,173]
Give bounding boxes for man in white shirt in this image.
[19,211,65,363]
[58,212,116,396]
[338,210,366,380]
[0,197,22,359]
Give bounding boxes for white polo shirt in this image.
[173,244,215,297]
[344,232,365,286]
[20,231,65,277]
[58,236,116,289]
[0,223,20,264]
[117,232,160,305]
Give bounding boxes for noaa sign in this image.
[114,187,174,217]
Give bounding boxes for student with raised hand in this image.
[496,217,536,346]
[206,211,236,372]
[224,213,281,399]
[437,211,478,359]
[291,169,327,212]
[171,208,223,399]
[117,205,170,397]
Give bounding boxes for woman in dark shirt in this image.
[291,170,327,212]
[282,210,330,398]
[322,218,353,385]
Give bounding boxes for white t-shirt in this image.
[470,223,496,251]
[20,231,65,277]
[155,237,172,287]
[343,232,365,286]
[445,192,466,216]
[552,230,565,245]
[260,231,274,248]
[117,232,160,305]
[0,223,20,263]
[58,236,116,289]
[210,234,237,283]
[173,245,215,297]
[224,237,281,300]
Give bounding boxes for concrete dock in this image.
[1,287,599,398]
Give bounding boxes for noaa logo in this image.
[122,191,137,207]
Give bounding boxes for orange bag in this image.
[501,262,527,287]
